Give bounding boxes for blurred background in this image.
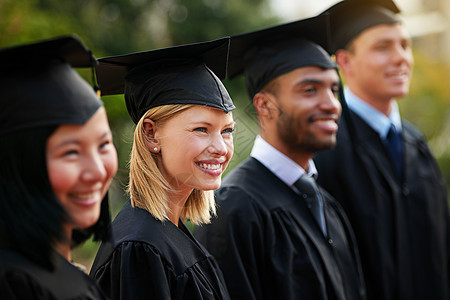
[1,0,449,270]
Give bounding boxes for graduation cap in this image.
[0,35,102,136]
[227,14,337,99]
[320,0,401,53]
[95,37,235,124]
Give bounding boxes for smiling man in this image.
[314,1,449,300]
[195,15,366,300]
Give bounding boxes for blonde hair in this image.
[128,104,216,225]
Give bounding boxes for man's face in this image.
[267,66,341,157]
[340,23,413,105]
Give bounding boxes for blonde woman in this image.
[90,38,234,300]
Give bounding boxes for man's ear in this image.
[143,118,160,153]
[253,92,275,120]
[335,49,352,76]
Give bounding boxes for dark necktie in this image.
[293,175,327,235]
[385,124,403,177]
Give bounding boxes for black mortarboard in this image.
[227,14,337,99]
[0,35,102,136]
[95,37,235,124]
[320,0,401,53]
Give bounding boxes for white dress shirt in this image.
[344,87,402,139]
[250,135,327,235]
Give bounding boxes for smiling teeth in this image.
[390,72,407,77]
[198,163,221,170]
[72,192,99,199]
[315,120,335,124]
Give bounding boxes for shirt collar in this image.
[250,135,317,186]
[344,87,402,139]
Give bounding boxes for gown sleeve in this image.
[1,259,108,300]
[0,271,51,300]
[195,186,270,300]
[92,241,175,300]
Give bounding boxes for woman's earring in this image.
[153,147,158,152]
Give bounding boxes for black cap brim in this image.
[227,14,337,98]
[96,37,235,124]
[0,35,97,69]
[320,0,401,52]
[96,37,230,96]
[228,14,332,80]
[0,35,102,136]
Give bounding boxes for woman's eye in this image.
[99,140,112,151]
[194,127,207,133]
[62,150,78,157]
[222,127,234,135]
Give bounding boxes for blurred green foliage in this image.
[1,0,449,270]
[399,50,450,187]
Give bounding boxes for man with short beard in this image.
[195,15,366,300]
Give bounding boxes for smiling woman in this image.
[0,36,117,299]
[46,106,118,256]
[89,37,235,300]
[133,104,234,225]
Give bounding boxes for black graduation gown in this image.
[89,200,230,300]
[314,110,450,300]
[0,249,107,300]
[194,158,366,300]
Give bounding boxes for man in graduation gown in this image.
[313,1,450,299]
[195,15,366,300]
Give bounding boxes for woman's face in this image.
[156,106,234,193]
[46,107,117,233]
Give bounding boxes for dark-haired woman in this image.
[0,36,117,299]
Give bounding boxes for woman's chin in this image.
[194,179,222,191]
